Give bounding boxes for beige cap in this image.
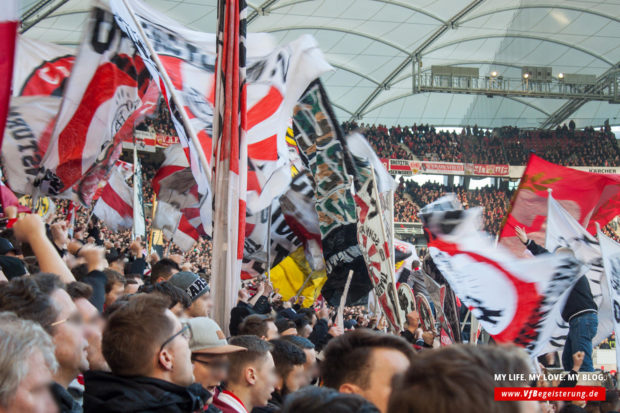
[186,317,247,354]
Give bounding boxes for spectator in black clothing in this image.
[229,283,273,336]
[252,339,306,413]
[84,294,208,413]
[516,226,598,372]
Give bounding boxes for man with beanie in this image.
[168,271,213,318]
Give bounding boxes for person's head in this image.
[150,258,180,285]
[276,318,298,336]
[0,274,89,387]
[0,312,58,413]
[66,282,109,371]
[123,274,143,295]
[138,281,192,317]
[103,269,125,307]
[186,317,246,394]
[239,314,279,340]
[168,272,212,318]
[321,329,415,413]
[387,344,531,413]
[269,339,306,396]
[281,387,380,413]
[281,335,317,385]
[102,294,193,386]
[227,335,277,411]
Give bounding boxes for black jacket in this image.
[525,240,597,322]
[83,371,209,413]
[51,382,82,413]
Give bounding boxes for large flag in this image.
[279,170,321,246]
[110,0,330,233]
[13,37,75,97]
[598,229,620,374]
[93,163,134,231]
[292,80,371,306]
[132,146,146,239]
[354,159,401,330]
[545,194,612,352]
[36,1,151,199]
[0,0,18,149]
[500,154,620,257]
[2,96,59,195]
[422,195,585,355]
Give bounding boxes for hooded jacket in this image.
[83,371,210,413]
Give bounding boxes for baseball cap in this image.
[186,317,247,354]
[168,271,210,302]
[0,238,17,255]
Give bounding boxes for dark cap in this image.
[0,238,17,255]
[168,271,210,302]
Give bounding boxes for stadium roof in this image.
[19,0,620,129]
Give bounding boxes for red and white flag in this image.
[13,36,75,97]
[422,195,586,356]
[93,162,134,231]
[36,1,150,199]
[0,0,18,149]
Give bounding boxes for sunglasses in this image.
[191,356,230,370]
[159,324,191,353]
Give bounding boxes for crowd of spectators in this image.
[343,121,620,167]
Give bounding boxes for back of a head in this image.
[239,314,272,338]
[269,339,306,381]
[0,273,64,334]
[559,405,587,413]
[281,335,315,350]
[388,344,526,413]
[139,281,192,309]
[151,258,180,284]
[0,312,57,408]
[103,269,125,293]
[67,281,94,301]
[227,335,273,384]
[102,294,175,377]
[321,329,414,390]
[282,387,379,413]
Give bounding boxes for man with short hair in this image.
[186,317,246,410]
[239,315,279,340]
[213,335,277,413]
[83,294,209,412]
[168,271,213,318]
[102,270,124,308]
[321,329,415,413]
[138,281,192,318]
[0,274,88,413]
[66,282,109,372]
[150,258,180,285]
[252,339,306,413]
[0,312,58,413]
[280,335,318,386]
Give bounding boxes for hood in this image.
[83,370,210,413]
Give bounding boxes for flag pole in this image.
[266,203,273,282]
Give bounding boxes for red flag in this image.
[499,154,620,257]
[0,0,18,149]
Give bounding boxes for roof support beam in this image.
[461,4,620,25]
[329,62,381,85]
[424,34,614,66]
[349,0,484,121]
[20,0,69,33]
[247,0,281,24]
[263,26,411,55]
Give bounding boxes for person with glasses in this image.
[0,273,88,413]
[83,294,209,413]
[186,317,246,411]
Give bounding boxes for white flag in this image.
[598,229,620,374]
[545,194,611,349]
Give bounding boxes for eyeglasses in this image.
[159,324,191,353]
[191,356,230,370]
[50,313,83,327]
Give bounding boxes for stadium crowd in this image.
[342,121,620,167]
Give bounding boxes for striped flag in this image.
[93,163,134,231]
[0,0,18,149]
[132,146,146,239]
[211,0,248,332]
